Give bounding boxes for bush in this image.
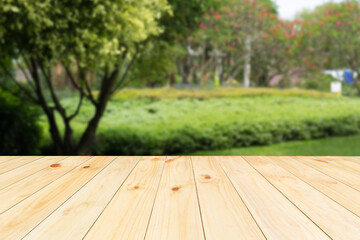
[112,87,335,100]
[94,115,360,155]
[87,95,360,155]
[0,89,42,154]
[40,91,360,155]
[298,73,335,92]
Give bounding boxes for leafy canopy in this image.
[0,0,171,69]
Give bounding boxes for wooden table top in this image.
[0,156,359,239]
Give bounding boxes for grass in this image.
[39,88,360,155]
[192,134,360,156]
[112,87,335,99]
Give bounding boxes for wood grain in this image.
[24,156,140,240]
[192,156,265,240]
[294,156,360,190]
[245,156,360,240]
[0,156,19,165]
[311,157,360,175]
[145,156,204,240]
[0,156,44,175]
[0,156,90,214]
[0,156,67,190]
[0,156,359,240]
[0,156,115,239]
[219,156,330,240]
[84,156,165,240]
[270,156,360,216]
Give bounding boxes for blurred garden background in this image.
[1,0,360,156]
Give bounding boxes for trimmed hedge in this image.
[41,93,360,155]
[0,89,42,155]
[95,115,360,155]
[112,87,335,100]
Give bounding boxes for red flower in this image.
[337,21,342,26]
[199,23,207,29]
[233,25,239,29]
[227,44,235,50]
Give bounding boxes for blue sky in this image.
[275,0,343,19]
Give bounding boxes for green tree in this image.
[0,0,170,154]
[298,1,360,93]
[183,0,278,86]
[131,0,219,87]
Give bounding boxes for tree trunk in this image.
[243,36,252,88]
[44,109,64,155]
[75,71,118,155]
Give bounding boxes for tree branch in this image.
[0,61,38,103]
[112,47,140,92]
[63,63,98,106]
[38,60,67,118]
[68,91,84,120]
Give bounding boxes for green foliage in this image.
[298,73,335,92]
[0,0,170,68]
[298,1,360,71]
[0,0,171,155]
[158,0,219,42]
[0,89,42,154]
[193,134,360,156]
[129,42,179,87]
[40,93,360,155]
[112,87,335,99]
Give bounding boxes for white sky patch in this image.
[275,0,344,19]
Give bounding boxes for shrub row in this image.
[95,114,360,155]
[40,94,360,155]
[112,87,335,100]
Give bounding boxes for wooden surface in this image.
[0,156,359,240]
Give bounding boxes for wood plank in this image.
[0,156,44,175]
[310,157,360,175]
[0,156,115,239]
[84,156,165,240]
[294,156,360,191]
[191,156,265,240]
[0,156,19,165]
[219,156,330,240]
[270,156,360,216]
[0,156,90,214]
[145,156,204,240]
[0,156,67,190]
[245,156,360,240]
[23,156,140,240]
[340,157,360,165]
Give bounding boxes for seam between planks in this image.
[81,156,142,240]
[0,156,21,165]
[276,157,360,218]
[190,156,207,240]
[143,157,168,240]
[0,156,46,176]
[241,157,334,240]
[217,157,268,240]
[22,156,118,240]
[0,156,93,215]
[293,157,360,193]
[0,156,69,191]
[310,156,360,176]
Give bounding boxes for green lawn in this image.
[192,134,360,156]
[40,88,360,155]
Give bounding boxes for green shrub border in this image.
[94,114,360,155]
